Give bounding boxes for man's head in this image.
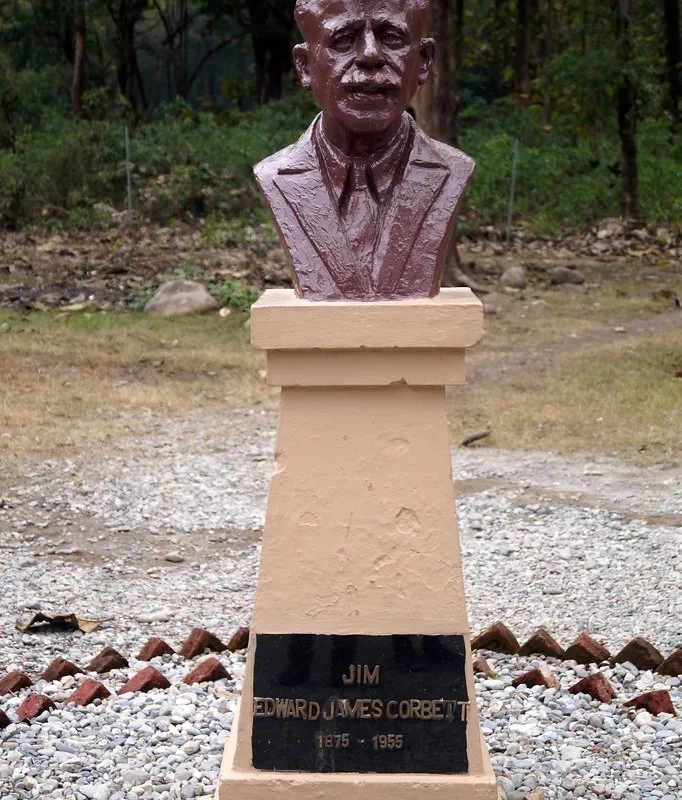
[293,0,434,147]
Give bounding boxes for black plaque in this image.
[251,633,469,774]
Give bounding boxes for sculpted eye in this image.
[330,32,356,52]
[379,29,406,48]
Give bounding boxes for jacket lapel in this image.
[373,130,450,295]
[273,122,370,297]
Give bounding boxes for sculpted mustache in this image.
[341,73,400,91]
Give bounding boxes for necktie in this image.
[341,160,379,285]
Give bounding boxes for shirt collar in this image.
[314,114,414,208]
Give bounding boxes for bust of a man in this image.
[255,0,474,301]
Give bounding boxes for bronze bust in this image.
[255,0,475,301]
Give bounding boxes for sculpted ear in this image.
[294,44,312,89]
[418,38,436,86]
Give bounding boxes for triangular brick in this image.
[179,628,227,659]
[226,626,250,652]
[569,673,616,704]
[0,670,32,696]
[16,693,56,721]
[519,628,564,658]
[137,637,176,661]
[624,690,675,716]
[119,666,171,695]
[563,633,610,665]
[612,637,663,671]
[471,622,520,654]
[86,646,129,674]
[42,658,84,682]
[657,647,682,677]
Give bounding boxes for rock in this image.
[67,678,111,706]
[569,672,616,704]
[548,266,585,285]
[179,628,228,659]
[164,552,185,563]
[500,266,526,290]
[144,280,219,317]
[182,657,231,685]
[137,608,174,623]
[86,646,129,674]
[226,626,250,652]
[0,709,10,729]
[0,670,33,696]
[519,627,564,658]
[612,637,664,671]
[137,637,176,661]
[624,690,675,716]
[471,622,520,655]
[597,218,625,238]
[118,666,171,695]
[473,656,495,678]
[16,693,56,721]
[563,633,610,665]
[80,786,112,800]
[512,665,559,690]
[42,658,84,682]
[657,647,682,676]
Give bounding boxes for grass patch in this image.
[0,309,271,476]
[449,329,682,466]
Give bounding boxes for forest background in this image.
[0,0,680,236]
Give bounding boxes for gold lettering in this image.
[295,698,307,719]
[458,701,470,722]
[370,699,384,718]
[322,700,335,720]
[341,665,356,685]
[410,699,421,718]
[432,700,444,721]
[386,700,398,719]
[364,665,380,685]
[444,700,456,721]
[308,701,320,721]
[341,664,381,685]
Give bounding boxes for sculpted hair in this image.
[295,0,431,37]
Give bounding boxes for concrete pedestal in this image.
[216,288,498,800]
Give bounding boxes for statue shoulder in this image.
[254,120,318,187]
[413,127,475,179]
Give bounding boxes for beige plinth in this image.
[216,288,498,800]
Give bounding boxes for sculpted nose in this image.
[357,29,384,67]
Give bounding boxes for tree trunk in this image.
[514,0,538,108]
[663,0,680,126]
[412,0,460,146]
[71,8,86,118]
[542,0,554,126]
[613,0,638,218]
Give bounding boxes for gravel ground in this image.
[0,408,680,800]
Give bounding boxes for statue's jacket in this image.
[255,114,475,300]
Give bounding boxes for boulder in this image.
[144,280,219,317]
[500,266,526,290]
[548,266,585,285]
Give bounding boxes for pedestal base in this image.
[217,703,499,800]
